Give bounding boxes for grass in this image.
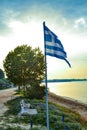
[0,97,87,130]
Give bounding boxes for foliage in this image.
[24,84,45,99]
[0,126,42,130]
[4,126,23,130]
[3,45,45,90]
[0,78,11,89]
[5,97,21,115]
[0,68,4,79]
[0,78,7,84]
[3,97,87,130]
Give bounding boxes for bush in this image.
[5,97,21,115]
[5,126,23,130]
[4,98,87,130]
[24,85,45,99]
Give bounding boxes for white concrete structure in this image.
[18,100,37,116]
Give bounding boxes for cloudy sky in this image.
[0,0,87,79]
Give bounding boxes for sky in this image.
[0,0,87,79]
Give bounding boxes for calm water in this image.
[48,81,87,104]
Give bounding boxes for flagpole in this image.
[43,22,50,130]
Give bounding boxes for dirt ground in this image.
[0,88,17,115]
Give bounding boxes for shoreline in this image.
[0,88,87,122]
[49,92,87,122]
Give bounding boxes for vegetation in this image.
[23,84,45,99]
[3,45,45,98]
[0,69,4,79]
[44,78,87,83]
[0,78,10,89]
[0,68,11,89]
[0,97,86,130]
[2,44,87,129]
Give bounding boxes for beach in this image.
[0,88,87,123]
[49,92,87,122]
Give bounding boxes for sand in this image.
[49,92,87,122]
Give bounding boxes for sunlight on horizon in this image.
[48,82,87,103]
[0,20,87,78]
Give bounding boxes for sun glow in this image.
[0,20,87,78]
[9,20,44,49]
[0,21,44,69]
[8,20,87,58]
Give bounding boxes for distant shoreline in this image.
[49,92,87,122]
[43,78,87,83]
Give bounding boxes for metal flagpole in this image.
[43,22,50,130]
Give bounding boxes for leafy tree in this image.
[3,45,45,93]
[0,69,4,79]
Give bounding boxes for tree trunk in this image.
[18,86,20,92]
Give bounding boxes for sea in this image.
[48,81,87,104]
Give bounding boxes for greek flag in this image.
[44,23,71,67]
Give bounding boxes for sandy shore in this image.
[0,88,87,123]
[49,92,87,122]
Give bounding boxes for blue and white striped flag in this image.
[44,23,71,67]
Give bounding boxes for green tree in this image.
[0,69,4,79]
[3,45,45,93]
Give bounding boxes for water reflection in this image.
[48,81,87,104]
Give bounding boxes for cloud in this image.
[0,0,87,37]
[0,0,32,35]
[0,1,63,36]
[0,7,20,35]
[74,18,86,29]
